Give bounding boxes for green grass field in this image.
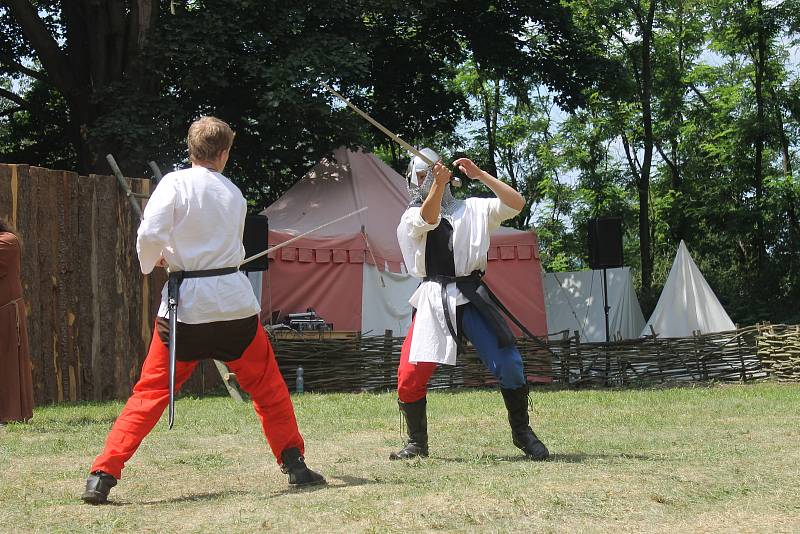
[1,383,799,533]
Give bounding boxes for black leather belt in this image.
[169,266,240,285]
[423,270,550,354]
[167,266,241,321]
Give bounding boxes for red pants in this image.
[397,319,437,403]
[90,324,303,479]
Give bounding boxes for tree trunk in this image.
[6,1,159,175]
[479,77,500,177]
[638,0,657,295]
[753,0,767,268]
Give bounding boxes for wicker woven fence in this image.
[757,324,800,381]
[268,324,800,393]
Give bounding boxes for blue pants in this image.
[397,303,526,402]
[461,304,526,389]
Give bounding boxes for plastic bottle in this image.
[296,366,304,394]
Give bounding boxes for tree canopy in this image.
[2,0,800,324]
[1,0,601,205]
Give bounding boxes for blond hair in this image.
[187,116,235,162]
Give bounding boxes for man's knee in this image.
[397,364,433,403]
[497,352,526,389]
[397,377,427,403]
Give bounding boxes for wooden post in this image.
[384,329,393,391]
[737,330,747,382]
[213,359,243,402]
[693,330,706,380]
[650,325,663,380]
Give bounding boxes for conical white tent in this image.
[642,240,735,337]
[543,267,645,342]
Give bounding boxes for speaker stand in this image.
[602,267,611,342]
[602,267,611,385]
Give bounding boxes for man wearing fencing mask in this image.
[392,148,549,461]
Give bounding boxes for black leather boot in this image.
[281,447,326,486]
[81,470,117,504]
[389,397,429,460]
[500,385,549,461]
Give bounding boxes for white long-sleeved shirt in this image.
[396,197,519,365]
[137,166,261,324]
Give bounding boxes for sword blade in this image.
[319,82,435,166]
[320,82,461,186]
[241,206,368,265]
[167,274,179,430]
[168,308,176,429]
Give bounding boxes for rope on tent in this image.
[361,225,386,288]
[551,271,588,340]
[582,270,596,335]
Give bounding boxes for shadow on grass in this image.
[101,476,378,506]
[550,452,664,463]
[432,451,665,464]
[133,490,250,505]
[265,474,377,498]
[328,475,376,488]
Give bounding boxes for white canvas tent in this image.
[642,240,735,338]
[543,267,645,342]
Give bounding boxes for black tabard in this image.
[424,219,455,277]
[422,219,517,353]
[416,212,552,355]
[423,219,464,346]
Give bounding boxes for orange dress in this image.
[0,232,33,422]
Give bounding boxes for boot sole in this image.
[81,490,108,505]
[513,439,550,461]
[389,451,429,460]
[291,478,327,487]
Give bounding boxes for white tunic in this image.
[396,197,520,365]
[137,166,261,324]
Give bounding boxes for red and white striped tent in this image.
[259,147,547,338]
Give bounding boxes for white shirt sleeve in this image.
[399,206,440,239]
[136,176,177,274]
[484,197,521,231]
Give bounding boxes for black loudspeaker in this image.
[241,214,269,271]
[588,217,623,269]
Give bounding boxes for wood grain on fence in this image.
[0,164,187,404]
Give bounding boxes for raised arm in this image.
[453,158,524,211]
[419,161,455,224]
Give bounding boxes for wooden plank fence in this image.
[0,163,221,405]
